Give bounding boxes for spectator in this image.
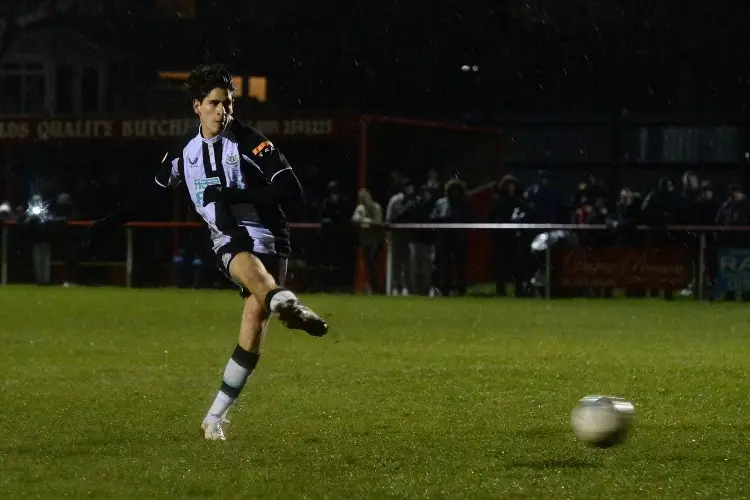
[401,184,438,296]
[641,178,680,227]
[573,196,595,225]
[572,174,608,214]
[385,177,415,296]
[697,181,719,294]
[641,178,681,299]
[385,171,405,204]
[679,170,701,224]
[489,175,528,296]
[611,188,644,297]
[431,179,473,296]
[677,170,702,298]
[611,188,641,245]
[424,168,442,199]
[715,184,750,301]
[715,184,749,231]
[51,192,79,288]
[525,169,565,223]
[351,188,384,295]
[697,181,718,225]
[319,181,352,292]
[23,194,53,285]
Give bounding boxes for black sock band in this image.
[230,344,261,370]
[264,287,287,311]
[219,345,261,399]
[219,381,242,399]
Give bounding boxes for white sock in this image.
[268,289,297,312]
[207,391,234,418]
[206,345,260,419]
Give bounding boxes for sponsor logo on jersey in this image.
[252,140,274,157]
[187,155,199,167]
[225,153,240,166]
[194,177,221,206]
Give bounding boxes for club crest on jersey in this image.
[252,141,274,158]
[194,177,221,206]
[225,153,240,166]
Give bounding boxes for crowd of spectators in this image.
[487,169,748,298]
[1,165,747,297]
[345,168,748,297]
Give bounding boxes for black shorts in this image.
[216,241,288,298]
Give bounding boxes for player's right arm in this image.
[83,149,181,247]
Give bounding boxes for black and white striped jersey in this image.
[155,119,293,256]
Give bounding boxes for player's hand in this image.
[202,185,227,207]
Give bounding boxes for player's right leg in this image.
[202,294,269,441]
[228,252,328,337]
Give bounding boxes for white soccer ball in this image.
[571,395,634,448]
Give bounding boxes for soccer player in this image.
[84,63,328,441]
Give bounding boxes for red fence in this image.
[2,220,749,299]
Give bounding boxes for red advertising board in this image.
[555,247,692,290]
[0,117,349,141]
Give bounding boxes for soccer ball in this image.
[571,395,635,448]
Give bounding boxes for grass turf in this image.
[0,286,748,499]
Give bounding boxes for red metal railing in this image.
[2,220,749,299]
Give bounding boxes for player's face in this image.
[194,87,234,138]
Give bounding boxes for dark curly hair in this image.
[183,63,237,102]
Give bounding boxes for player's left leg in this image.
[202,295,268,441]
[228,252,327,336]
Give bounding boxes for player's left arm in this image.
[203,132,303,207]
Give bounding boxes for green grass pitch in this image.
[1,287,749,499]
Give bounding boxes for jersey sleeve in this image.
[154,149,182,188]
[241,128,292,181]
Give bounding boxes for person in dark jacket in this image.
[400,184,438,296]
[641,178,680,299]
[697,181,719,293]
[51,192,79,287]
[641,178,680,227]
[431,179,473,296]
[525,169,565,223]
[611,188,642,246]
[489,175,528,296]
[319,181,353,291]
[679,170,701,224]
[697,181,718,225]
[714,184,750,301]
[610,188,644,297]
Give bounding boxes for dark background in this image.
[5,0,750,115]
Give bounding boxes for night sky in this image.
[6,0,750,117]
